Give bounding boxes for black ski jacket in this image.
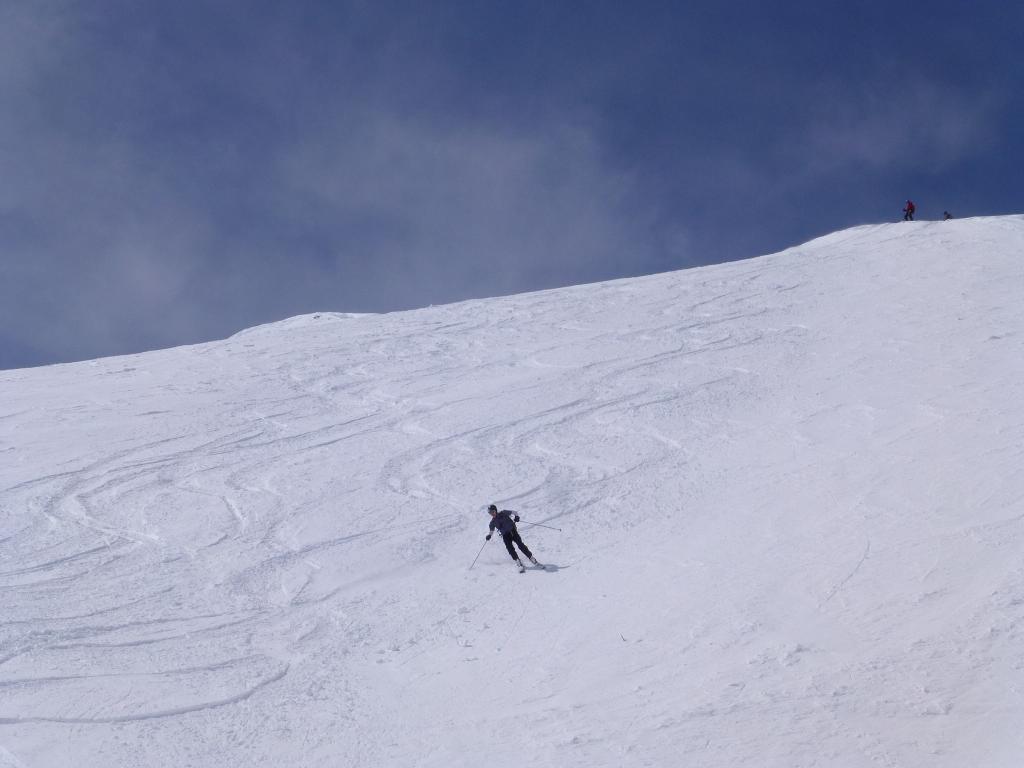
[488,510,520,536]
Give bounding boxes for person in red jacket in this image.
[903,199,916,221]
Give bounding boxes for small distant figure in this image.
[903,200,916,221]
[943,211,953,220]
[485,504,539,572]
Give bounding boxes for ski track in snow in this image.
[2,217,1024,766]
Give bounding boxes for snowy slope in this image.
[2,216,1024,767]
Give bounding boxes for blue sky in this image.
[1,1,1021,369]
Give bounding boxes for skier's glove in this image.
[514,515,520,522]
[485,534,491,540]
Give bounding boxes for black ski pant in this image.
[501,531,533,561]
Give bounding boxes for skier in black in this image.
[485,504,539,571]
[943,211,953,220]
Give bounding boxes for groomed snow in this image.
[2,216,1024,767]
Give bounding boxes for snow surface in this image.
[3,216,1024,767]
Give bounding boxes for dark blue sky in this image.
[2,1,1021,369]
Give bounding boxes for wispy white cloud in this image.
[275,112,684,306]
[798,80,1000,174]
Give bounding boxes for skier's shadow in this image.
[534,563,568,573]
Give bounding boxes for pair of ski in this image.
[516,558,544,573]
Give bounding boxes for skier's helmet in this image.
[488,504,498,514]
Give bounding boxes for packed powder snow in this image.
[2,216,1024,767]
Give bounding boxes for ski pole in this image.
[468,537,490,570]
[519,520,562,532]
